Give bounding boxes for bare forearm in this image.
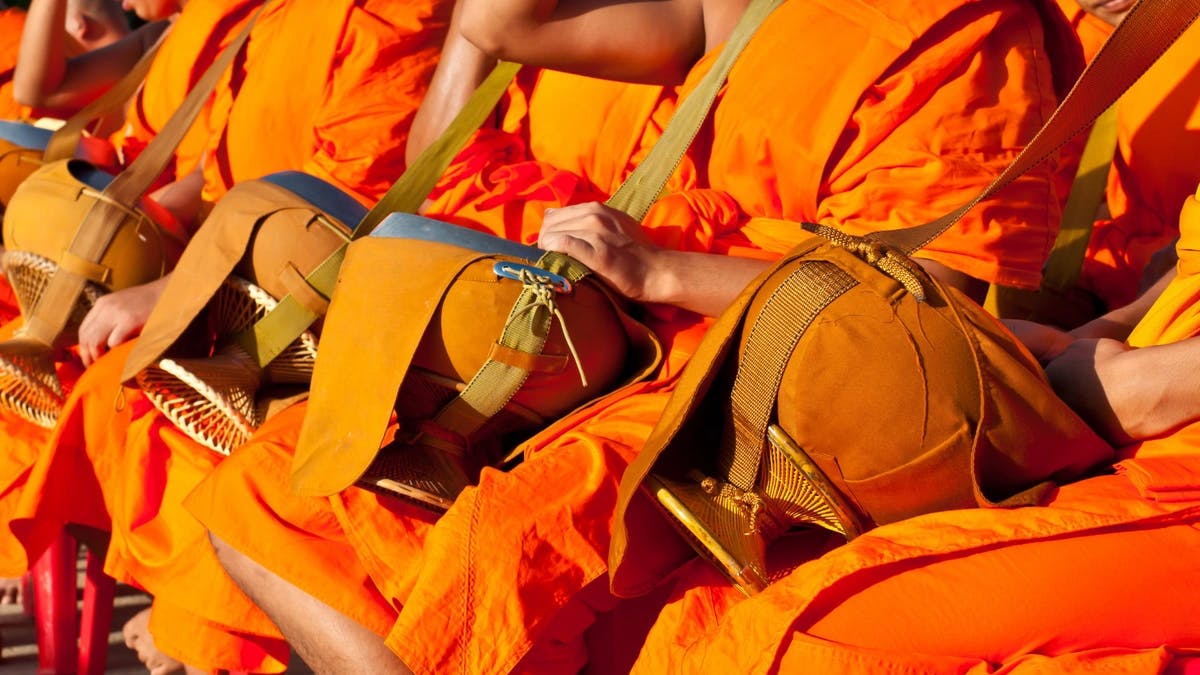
[638,249,770,317]
[458,0,704,84]
[1104,338,1200,441]
[406,2,497,165]
[14,0,70,108]
[16,18,168,111]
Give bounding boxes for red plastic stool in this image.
[30,531,115,675]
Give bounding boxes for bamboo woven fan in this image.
[137,276,317,455]
[0,250,103,427]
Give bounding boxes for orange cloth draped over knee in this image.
[0,0,264,573]
[0,2,453,670]
[187,1,1071,673]
[113,0,262,183]
[147,596,288,675]
[198,0,451,206]
[623,190,1200,675]
[1078,20,1200,309]
[0,0,260,576]
[0,8,29,120]
[3,340,130,569]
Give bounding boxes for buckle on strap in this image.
[493,261,572,293]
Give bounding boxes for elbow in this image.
[458,8,521,61]
[11,80,49,109]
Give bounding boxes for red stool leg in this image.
[21,571,34,617]
[32,532,78,675]
[78,546,115,675]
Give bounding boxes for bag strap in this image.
[610,0,1200,596]
[232,60,523,366]
[19,3,268,348]
[291,0,788,495]
[605,0,786,221]
[1041,103,1119,290]
[418,0,790,443]
[41,37,165,163]
[242,0,789,369]
[871,0,1200,256]
[727,0,1199,519]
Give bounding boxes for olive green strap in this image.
[422,0,789,440]
[605,0,785,222]
[20,5,266,348]
[41,37,164,163]
[1041,104,1119,290]
[233,61,523,367]
[430,252,591,440]
[871,0,1200,257]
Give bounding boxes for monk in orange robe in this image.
[184,0,1080,672]
[0,0,260,669]
[0,0,246,584]
[625,182,1200,674]
[5,1,453,672]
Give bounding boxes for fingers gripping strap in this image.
[235,61,522,369]
[605,0,785,221]
[872,0,1200,256]
[431,252,591,440]
[22,4,269,349]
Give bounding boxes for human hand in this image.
[1003,318,1075,363]
[1043,337,1137,445]
[76,276,169,366]
[538,202,663,301]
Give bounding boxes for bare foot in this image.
[0,576,22,605]
[123,607,184,675]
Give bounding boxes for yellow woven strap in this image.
[606,0,785,222]
[41,37,163,163]
[871,0,1200,257]
[233,61,522,368]
[720,259,855,492]
[19,4,267,348]
[430,252,591,440]
[1041,104,1119,290]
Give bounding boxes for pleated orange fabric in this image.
[112,0,261,183]
[186,1,1073,672]
[622,190,1200,674]
[0,7,29,121]
[198,0,451,206]
[0,0,262,580]
[0,1,450,671]
[1079,19,1200,309]
[422,69,675,243]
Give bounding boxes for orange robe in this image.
[114,0,262,183]
[198,0,450,206]
[1061,7,1200,309]
[0,7,28,121]
[628,188,1200,674]
[5,1,452,671]
[0,0,262,576]
[186,0,1073,672]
